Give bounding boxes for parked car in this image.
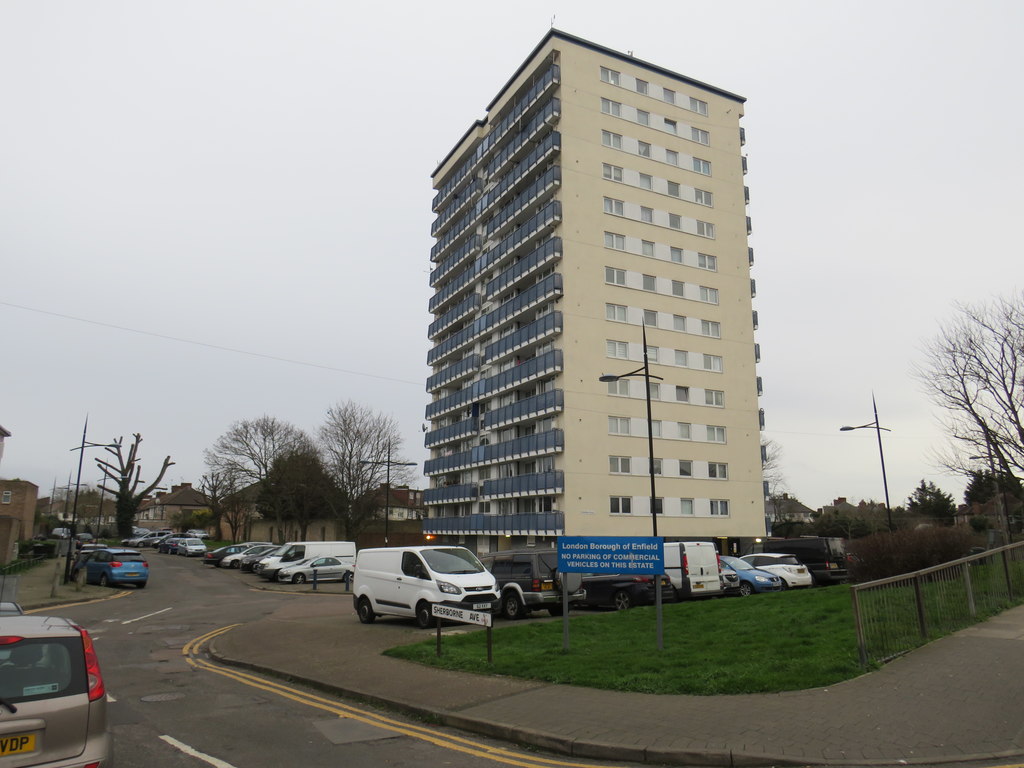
[719,562,742,595]
[759,537,849,585]
[0,615,111,765]
[576,573,675,610]
[663,541,723,599]
[185,529,210,539]
[73,547,149,588]
[50,527,71,539]
[241,545,283,572]
[223,544,277,570]
[479,548,584,619]
[255,541,356,581]
[177,538,208,557]
[157,536,185,554]
[0,600,24,616]
[719,556,782,596]
[277,556,352,584]
[741,553,814,589]
[203,542,271,567]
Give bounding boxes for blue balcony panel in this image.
[422,512,564,536]
[485,389,564,430]
[423,484,480,505]
[482,471,564,500]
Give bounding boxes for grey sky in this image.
[1,0,1020,510]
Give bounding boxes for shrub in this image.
[847,526,976,582]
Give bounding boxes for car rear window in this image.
[0,637,86,703]
[118,554,147,563]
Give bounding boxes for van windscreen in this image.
[422,548,484,574]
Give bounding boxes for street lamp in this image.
[64,418,119,584]
[840,394,893,532]
[600,320,665,649]
[359,445,416,546]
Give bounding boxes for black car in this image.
[576,572,675,611]
[479,549,585,620]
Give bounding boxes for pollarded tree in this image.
[95,434,175,538]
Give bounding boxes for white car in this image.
[740,553,814,589]
[185,529,210,539]
[220,544,276,569]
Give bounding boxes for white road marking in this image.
[122,607,173,625]
[159,735,238,768]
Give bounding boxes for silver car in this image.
[177,538,208,557]
[276,556,352,585]
[0,615,112,765]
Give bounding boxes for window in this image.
[602,130,623,149]
[638,141,651,158]
[698,253,717,271]
[707,425,726,443]
[709,462,728,479]
[703,353,723,372]
[701,320,721,338]
[679,461,693,477]
[667,181,680,197]
[640,206,653,223]
[636,79,649,95]
[643,309,658,327]
[675,385,690,402]
[663,88,676,105]
[605,266,626,285]
[680,498,694,516]
[610,496,632,515]
[600,67,620,85]
[636,109,650,126]
[668,213,682,230]
[665,149,678,166]
[639,173,653,190]
[603,163,623,182]
[700,286,719,304]
[604,197,624,216]
[642,274,657,291]
[0,491,10,505]
[645,346,659,363]
[663,118,677,134]
[671,281,685,297]
[607,379,630,396]
[610,456,631,474]
[677,422,692,439]
[672,315,686,331]
[696,221,715,238]
[601,98,621,116]
[650,458,663,475]
[648,382,661,399]
[606,303,627,322]
[604,232,626,250]
[675,349,689,366]
[705,389,724,407]
[692,158,711,175]
[608,416,631,435]
[689,97,709,115]
[670,246,684,264]
[710,499,730,516]
[694,189,713,206]
[607,340,629,358]
[691,127,710,145]
[648,420,662,437]
[641,240,655,257]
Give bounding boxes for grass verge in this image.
[385,586,865,695]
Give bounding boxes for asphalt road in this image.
[53,551,648,768]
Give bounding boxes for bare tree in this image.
[916,292,1024,497]
[761,439,789,524]
[95,434,174,538]
[318,401,413,539]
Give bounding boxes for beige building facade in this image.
[424,31,765,555]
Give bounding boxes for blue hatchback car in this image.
[719,555,782,596]
[75,547,149,588]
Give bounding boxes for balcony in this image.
[484,98,561,181]
[424,417,479,449]
[756,376,764,396]
[424,430,564,476]
[482,471,564,499]
[426,354,481,393]
[423,484,480,505]
[425,383,480,420]
[485,389,564,430]
[428,263,479,315]
[481,132,560,214]
[748,247,754,267]
[484,166,561,241]
[752,310,759,330]
[431,178,482,238]
[422,512,565,536]
[479,200,561,277]
[428,294,480,340]
[479,273,562,337]
[486,237,562,298]
[480,349,563,399]
[430,235,481,286]
[476,64,560,166]
[483,312,562,364]
[740,126,746,146]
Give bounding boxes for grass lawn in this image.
[384,586,865,695]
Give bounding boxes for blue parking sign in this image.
[558,536,664,574]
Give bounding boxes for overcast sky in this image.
[1,0,1020,511]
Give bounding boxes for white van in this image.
[663,541,723,599]
[255,541,356,580]
[352,546,499,628]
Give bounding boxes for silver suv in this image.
[0,615,111,765]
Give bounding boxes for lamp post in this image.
[360,445,416,546]
[600,320,665,649]
[840,394,893,532]
[64,418,119,584]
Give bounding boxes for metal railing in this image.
[850,542,1024,667]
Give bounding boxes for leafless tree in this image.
[318,400,413,538]
[762,438,789,523]
[95,434,174,538]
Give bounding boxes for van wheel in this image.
[357,597,376,624]
[502,592,525,620]
[613,590,632,611]
[415,601,434,629]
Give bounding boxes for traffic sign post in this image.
[432,604,493,663]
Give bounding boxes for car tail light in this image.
[110,561,123,568]
[142,561,148,568]
[682,554,689,575]
[0,636,24,646]
[531,579,542,591]
[75,625,105,702]
[632,575,653,583]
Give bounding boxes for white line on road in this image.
[122,607,173,625]
[159,735,238,768]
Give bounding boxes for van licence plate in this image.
[472,602,490,610]
[694,583,704,588]
[0,733,35,756]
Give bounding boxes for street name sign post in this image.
[432,604,493,663]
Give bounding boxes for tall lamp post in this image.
[360,445,416,546]
[840,394,893,532]
[600,320,665,649]
[64,418,118,584]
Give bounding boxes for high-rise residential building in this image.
[423,30,764,556]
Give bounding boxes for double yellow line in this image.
[183,626,613,768]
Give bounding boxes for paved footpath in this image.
[13,562,1024,766]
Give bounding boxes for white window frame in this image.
[703,354,723,372]
[636,109,650,126]
[698,253,717,271]
[701,319,721,338]
[606,303,628,322]
[603,163,623,182]
[707,425,726,443]
[692,157,711,175]
[705,389,724,407]
[607,379,630,396]
[691,127,710,145]
[602,130,623,149]
[710,499,730,516]
[607,340,629,359]
[608,417,631,435]
[609,456,632,474]
[605,266,626,285]
[675,385,690,402]
[604,197,625,216]
[677,422,692,439]
[610,496,632,515]
[638,141,651,158]
[700,286,719,304]
[708,462,728,479]
[601,98,622,116]
[696,221,715,238]
[642,274,657,291]
[601,67,620,85]
[679,461,693,478]
[605,232,626,250]
[689,97,708,116]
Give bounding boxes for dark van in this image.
[759,537,848,585]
